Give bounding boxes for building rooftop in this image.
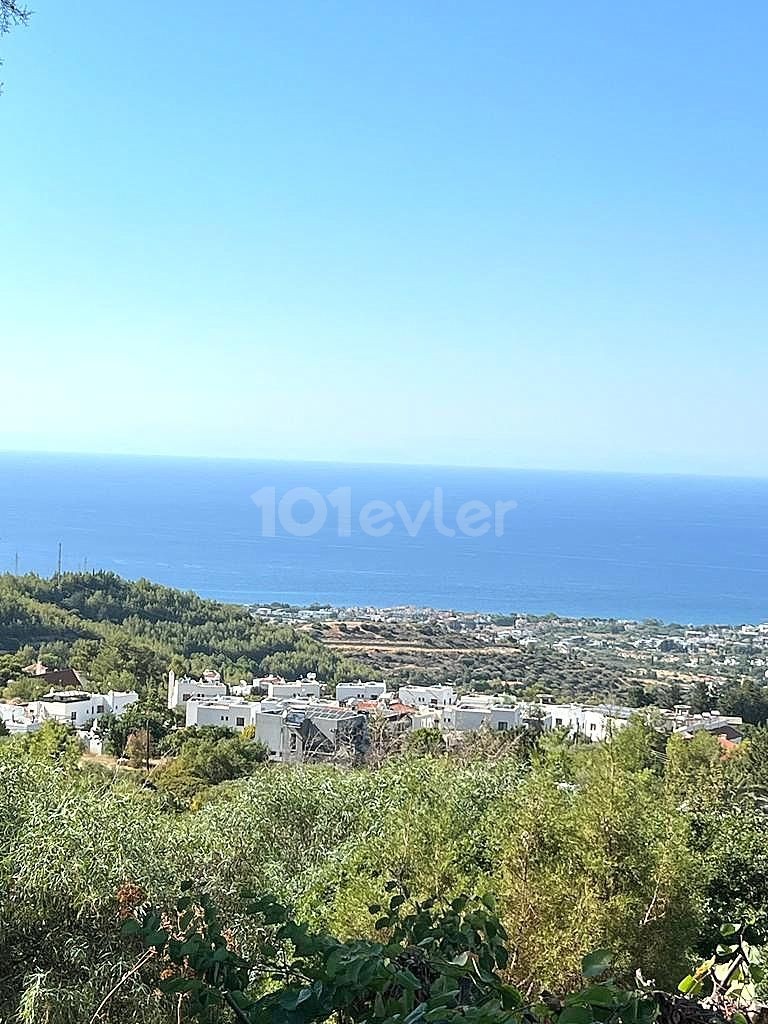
[42,690,91,704]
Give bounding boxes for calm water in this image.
[1,452,767,624]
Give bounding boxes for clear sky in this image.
[1,2,766,475]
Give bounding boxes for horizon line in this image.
[1,447,767,483]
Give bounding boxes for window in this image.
[70,711,77,721]
[97,705,104,714]
[555,717,563,726]
[497,721,508,731]
[589,722,597,731]
[183,694,190,702]
[236,717,245,727]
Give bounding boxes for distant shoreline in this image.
[2,448,767,484]
[248,599,767,632]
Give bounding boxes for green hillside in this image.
[0,571,365,697]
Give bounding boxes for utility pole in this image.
[14,552,19,575]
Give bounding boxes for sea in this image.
[1,451,767,625]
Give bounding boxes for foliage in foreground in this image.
[120,884,656,1024]
[2,722,768,1022]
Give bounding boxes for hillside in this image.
[0,572,366,696]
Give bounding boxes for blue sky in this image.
[1,1,766,475]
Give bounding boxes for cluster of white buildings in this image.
[0,686,138,739]
[0,664,742,763]
[169,669,748,761]
[168,672,366,762]
[167,671,656,760]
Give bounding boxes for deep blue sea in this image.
[1,452,767,625]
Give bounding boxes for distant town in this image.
[1,570,765,766]
[253,601,768,706]
[0,644,749,764]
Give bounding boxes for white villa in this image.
[184,693,367,763]
[167,670,226,710]
[442,697,523,734]
[268,675,322,699]
[398,684,456,708]
[0,688,139,735]
[336,680,387,703]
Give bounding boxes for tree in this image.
[626,683,651,708]
[743,725,768,789]
[23,720,81,762]
[0,1,28,35]
[690,679,713,714]
[2,676,45,701]
[108,697,175,757]
[403,727,445,755]
[158,724,236,758]
[662,680,685,708]
[0,1,29,92]
[718,679,768,725]
[125,728,154,769]
[151,731,268,807]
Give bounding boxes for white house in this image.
[535,702,632,742]
[0,702,41,735]
[398,685,456,708]
[409,708,442,730]
[336,680,386,703]
[243,698,368,763]
[251,700,288,759]
[167,670,227,710]
[30,689,139,728]
[442,698,522,734]
[269,676,322,699]
[280,701,367,763]
[185,696,255,731]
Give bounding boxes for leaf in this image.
[678,975,703,997]
[558,1007,593,1024]
[158,977,198,994]
[146,928,168,948]
[569,985,617,1008]
[229,992,253,1011]
[582,950,613,978]
[279,987,313,1010]
[500,985,524,1010]
[481,893,497,912]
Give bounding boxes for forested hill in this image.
[0,572,366,695]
